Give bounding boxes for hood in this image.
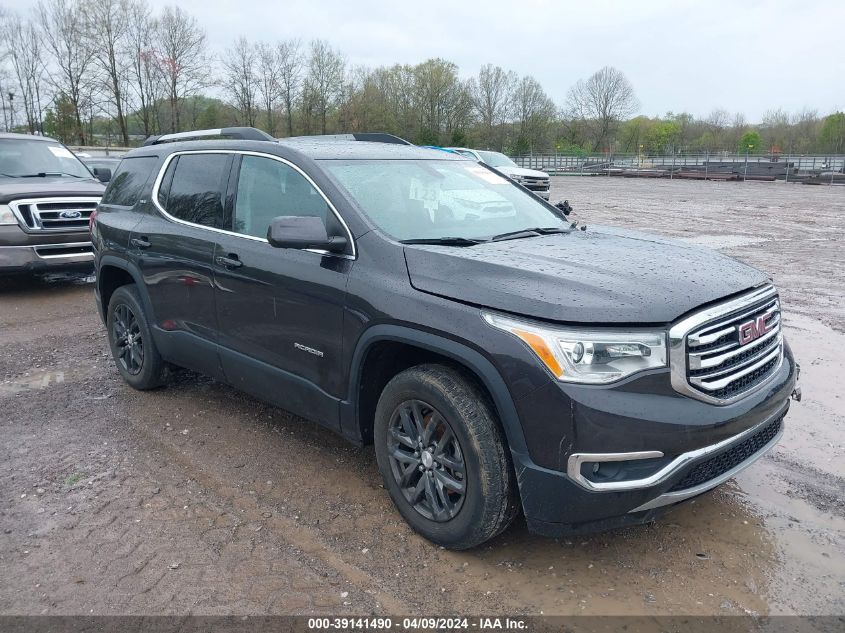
[0,176,105,204]
[403,225,770,324]
[496,165,549,179]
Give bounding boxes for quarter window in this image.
[232,155,329,239]
[156,158,176,209]
[100,156,158,207]
[161,154,230,229]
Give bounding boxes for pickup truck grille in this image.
[670,285,783,404]
[10,198,100,232]
[519,176,550,192]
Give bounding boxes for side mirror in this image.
[267,215,348,253]
[92,167,112,183]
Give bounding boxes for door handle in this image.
[131,237,151,249]
[215,254,243,268]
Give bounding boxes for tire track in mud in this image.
[125,419,410,613]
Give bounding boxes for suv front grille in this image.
[669,285,784,404]
[10,198,100,232]
[668,414,783,492]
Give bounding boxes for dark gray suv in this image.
[92,127,799,549]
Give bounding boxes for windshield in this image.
[477,151,516,168]
[323,159,566,242]
[0,138,92,178]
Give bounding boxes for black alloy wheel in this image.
[111,303,144,375]
[386,399,466,521]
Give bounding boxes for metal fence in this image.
[68,145,132,157]
[513,153,845,175]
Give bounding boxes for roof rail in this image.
[350,133,412,145]
[281,133,412,146]
[143,127,276,146]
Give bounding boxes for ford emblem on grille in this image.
[738,314,775,346]
[59,210,82,219]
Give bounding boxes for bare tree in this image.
[791,108,819,154]
[728,112,747,150]
[276,39,303,137]
[126,0,161,137]
[255,41,281,135]
[471,64,516,149]
[222,37,258,126]
[87,0,132,144]
[386,64,417,139]
[305,39,344,135]
[513,75,555,152]
[38,0,97,144]
[444,79,474,143]
[1,12,46,134]
[567,66,638,151]
[413,58,461,143]
[157,5,208,132]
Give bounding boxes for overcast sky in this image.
[17,0,845,121]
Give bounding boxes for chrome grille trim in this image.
[669,284,784,405]
[9,197,100,232]
[689,321,780,370]
[690,344,782,390]
[33,242,94,259]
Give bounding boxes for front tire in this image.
[106,285,167,390]
[374,364,518,549]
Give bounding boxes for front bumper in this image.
[510,342,797,536]
[0,224,94,274]
[0,242,94,274]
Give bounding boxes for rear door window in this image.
[160,153,231,229]
[100,156,158,206]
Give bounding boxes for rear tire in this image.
[374,364,518,549]
[106,285,167,390]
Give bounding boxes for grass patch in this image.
[63,472,84,487]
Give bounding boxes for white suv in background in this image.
[447,148,551,200]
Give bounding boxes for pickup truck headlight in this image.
[483,312,667,384]
[0,204,17,225]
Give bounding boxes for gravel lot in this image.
[0,178,842,617]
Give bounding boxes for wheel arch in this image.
[343,325,528,456]
[97,256,153,323]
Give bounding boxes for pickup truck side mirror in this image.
[91,167,112,183]
[267,215,348,253]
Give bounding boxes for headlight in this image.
[0,204,17,226]
[483,312,667,384]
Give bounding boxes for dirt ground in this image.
[0,178,842,618]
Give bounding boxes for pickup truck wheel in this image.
[374,364,518,549]
[106,285,167,390]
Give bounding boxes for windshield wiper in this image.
[490,226,569,242]
[400,237,485,247]
[17,172,84,178]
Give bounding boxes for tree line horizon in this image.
[1,0,844,156]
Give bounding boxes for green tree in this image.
[196,102,222,129]
[42,95,78,143]
[647,119,681,153]
[450,129,467,146]
[819,112,845,153]
[619,116,653,152]
[738,130,762,153]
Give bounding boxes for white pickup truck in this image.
[447,147,551,200]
